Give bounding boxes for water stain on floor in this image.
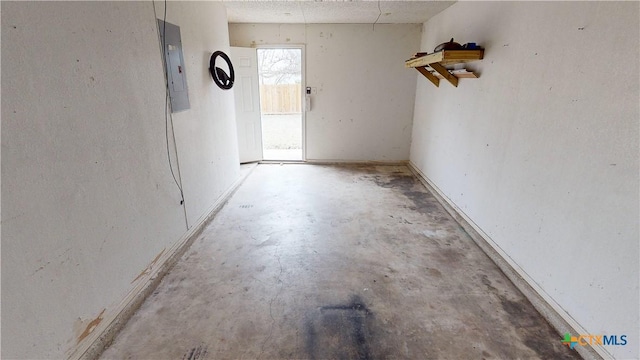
[305,295,374,360]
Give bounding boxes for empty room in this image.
[1,1,638,359]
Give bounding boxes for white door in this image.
[231,47,262,163]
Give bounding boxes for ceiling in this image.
[223,1,456,24]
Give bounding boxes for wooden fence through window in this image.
[260,84,302,114]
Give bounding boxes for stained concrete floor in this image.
[101,164,580,360]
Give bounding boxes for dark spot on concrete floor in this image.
[482,350,491,357]
[305,295,374,360]
[436,248,465,264]
[434,215,451,224]
[372,174,414,190]
[427,268,442,277]
[499,297,539,328]
[496,293,579,358]
[369,174,443,215]
[480,274,495,289]
[403,191,440,214]
[182,344,208,360]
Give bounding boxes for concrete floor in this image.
[101,164,580,360]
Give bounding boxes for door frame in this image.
[255,44,306,161]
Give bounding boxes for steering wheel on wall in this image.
[209,51,235,90]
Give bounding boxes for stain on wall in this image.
[132,249,166,283]
[76,309,106,343]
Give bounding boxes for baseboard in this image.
[259,160,306,164]
[407,162,606,360]
[304,159,408,166]
[70,164,257,360]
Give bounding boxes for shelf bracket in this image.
[415,66,439,87]
[430,62,458,87]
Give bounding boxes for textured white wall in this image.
[410,2,639,359]
[1,2,238,358]
[229,23,421,162]
[158,2,240,227]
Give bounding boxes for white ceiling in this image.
[223,1,456,24]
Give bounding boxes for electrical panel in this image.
[158,20,190,112]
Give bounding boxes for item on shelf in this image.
[463,42,480,50]
[434,38,463,52]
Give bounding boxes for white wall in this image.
[229,24,421,162]
[158,2,240,227]
[410,2,639,359]
[1,2,238,359]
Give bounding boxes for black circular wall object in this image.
[209,51,234,90]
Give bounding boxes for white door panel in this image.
[231,47,262,163]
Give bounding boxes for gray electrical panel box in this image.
[158,20,190,112]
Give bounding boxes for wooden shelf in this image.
[405,49,484,87]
